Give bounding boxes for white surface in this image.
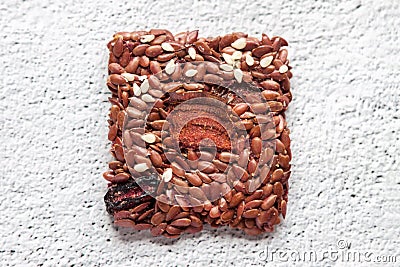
[1,0,399,266]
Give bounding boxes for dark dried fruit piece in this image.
[104,179,157,214]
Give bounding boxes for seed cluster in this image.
[104,29,292,237]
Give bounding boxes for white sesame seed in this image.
[141,133,156,143]
[279,65,288,73]
[166,189,173,199]
[163,168,173,182]
[165,59,175,75]
[219,64,234,72]
[231,51,242,60]
[161,42,175,52]
[245,54,254,66]
[188,47,196,60]
[138,75,147,81]
[141,94,155,102]
[233,68,243,83]
[140,34,155,43]
[140,79,149,93]
[133,83,141,96]
[185,69,198,77]
[121,72,136,82]
[235,61,241,69]
[134,163,148,172]
[231,38,247,50]
[260,56,274,68]
[222,53,234,65]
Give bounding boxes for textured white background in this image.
[1,0,399,266]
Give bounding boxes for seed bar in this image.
[104,30,292,237]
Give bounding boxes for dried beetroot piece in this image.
[165,90,239,151]
[178,117,231,150]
